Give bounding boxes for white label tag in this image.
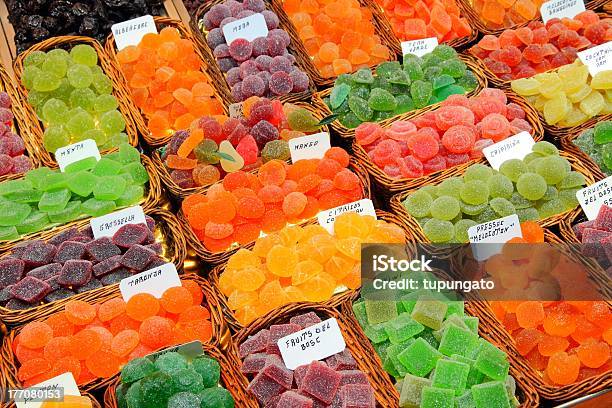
[578,41,612,77]
[540,0,585,23]
[483,132,535,170]
[317,199,376,234]
[222,13,268,45]
[112,15,157,50]
[229,103,243,118]
[119,263,181,301]
[55,139,101,172]
[278,318,346,370]
[15,373,80,408]
[576,176,612,220]
[90,206,147,239]
[401,37,438,58]
[289,132,331,162]
[468,214,522,261]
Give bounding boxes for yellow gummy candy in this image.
[560,65,589,94]
[233,266,265,291]
[219,140,244,172]
[292,259,323,286]
[559,108,588,127]
[226,248,260,270]
[591,71,612,90]
[334,212,375,239]
[537,73,563,99]
[567,84,592,103]
[266,245,298,277]
[579,91,605,117]
[511,77,541,96]
[543,94,570,125]
[298,271,336,302]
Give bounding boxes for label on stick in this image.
[289,132,331,162]
[90,206,147,239]
[483,132,535,170]
[55,139,101,172]
[578,41,612,77]
[112,15,157,50]
[576,176,612,220]
[222,13,268,45]
[401,37,438,58]
[540,0,585,23]
[120,263,181,301]
[468,214,522,261]
[317,199,376,234]
[14,372,80,408]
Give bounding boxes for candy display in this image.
[240,311,377,406]
[470,0,545,30]
[511,59,612,127]
[218,213,405,325]
[324,45,479,128]
[14,280,212,387]
[202,0,311,100]
[0,218,164,311]
[402,142,586,242]
[116,26,224,142]
[162,97,323,188]
[573,121,612,176]
[0,90,33,175]
[471,12,612,81]
[0,143,146,240]
[355,88,532,179]
[375,0,472,43]
[573,204,612,245]
[282,0,392,78]
[116,351,234,408]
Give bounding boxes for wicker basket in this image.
[0,153,162,253]
[104,16,231,148]
[191,0,316,104]
[234,302,399,407]
[179,158,371,265]
[0,208,186,326]
[313,54,488,139]
[352,92,543,197]
[13,36,139,168]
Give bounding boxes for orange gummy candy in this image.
[126,293,160,321]
[20,322,53,349]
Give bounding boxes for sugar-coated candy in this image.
[0,91,33,175]
[471,0,545,29]
[573,121,612,176]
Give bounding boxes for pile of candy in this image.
[0,219,164,310]
[471,0,545,29]
[203,0,310,100]
[218,213,405,325]
[14,281,212,387]
[403,142,586,242]
[471,13,612,80]
[0,144,146,240]
[282,0,391,78]
[21,45,127,153]
[240,311,377,406]
[0,91,32,175]
[182,150,365,252]
[325,45,479,128]
[353,290,520,407]
[355,89,532,179]
[117,351,234,408]
[511,60,612,127]
[375,0,472,43]
[163,98,322,188]
[574,204,612,245]
[573,121,612,176]
[116,27,224,140]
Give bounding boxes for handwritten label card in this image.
[483,131,535,170]
[112,15,157,50]
[317,199,376,233]
[576,176,612,220]
[401,37,438,58]
[540,0,585,23]
[229,103,244,118]
[15,373,80,408]
[468,214,522,261]
[289,132,331,162]
[578,41,612,77]
[120,263,181,301]
[278,318,346,370]
[90,206,147,239]
[222,13,268,45]
[55,139,101,172]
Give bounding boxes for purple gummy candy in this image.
[54,241,86,263]
[242,75,266,98]
[220,16,237,29]
[338,371,368,386]
[239,60,259,80]
[144,216,155,232]
[326,349,357,371]
[9,241,29,259]
[214,44,231,59]
[262,354,293,389]
[45,276,60,291]
[113,223,149,248]
[294,364,309,388]
[582,228,610,258]
[339,384,375,408]
[6,298,30,310]
[207,4,231,27]
[227,67,242,87]
[120,245,156,271]
[69,235,95,244]
[248,371,285,405]
[244,0,265,12]
[0,154,14,175]
[146,257,166,269]
[21,241,56,268]
[264,395,281,408]
[252,37,269,58]
[229,39,253,63]
[7,132,25,156]
[241,352,269,374]
[0,107,13,123]
[58,260,93,288]
[143,228,155,245]
[240,328,270,357]
[290,70,310,93]
[236,10,256,19]
[270,71,293,95]
[218,57,238,73]
[0,258,25,288]
[266,35,285,57]
[146,243,163,255]
[0,285,13,303]
[603,234,612,266]
[92,255,122,277]
[299,361,342,405]
[270,29,291,48]
[262,10,279,30]
[100,268,131,285]
[270,56,292,74]
[252,120,279,149]
[231,82,243,101]
[85,237,121,262]
[10,276,51,303]
[207,27,225,49]
[0,92,10,109]
[11,156,32,173]
[26,263,62,281]
[574,220,596,242]
[277,391,313,408]
[594,205,612,232]
[76,278,103,293]
[255,54,273,71]
[226,0,243,16]
[45,288,75,303]
[165,131,190,158]
[290,312,322,329]
[266,323,301,355]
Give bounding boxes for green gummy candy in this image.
[352,301,368,328]
[348,95,373,122]
[121,162,149,185]
[384,313,425,344]
[410,80,433,109]
[433,74,455,90]
[121,358,156,384]
[403,61,424,81]
[16,211,50,234]
[0,201,32,226]
[125,380,142,407]
[462,316,479,334]
[330,83,351,110]
[451,354,485,388]
[423,219,454,243]
[368,88,397,112]
[394,94,414,115]
[516,207,539,222]
[0,226,19,241]
[400,292,422,314]
[387,340,414,377]
[67,171,99,197]
[48,201,81,224]
[440,59,467,78]
[172,368,204,393]
[594,121,612,144]
[4,189,43,203]
[557,172,586,189]
[445,301,465,318]
[352,68,374,84]
[115,185,144,207]
[471,381,511,408]
[199,387,234,408]
[473,339,509,381]
[411,298,448,330]
[40,172,68,191]
[93,176,127,201]
[168,392,201,408]
[115,383,128,408]
[432,359,470,395]
[154,352,188,374]
[399,374,431,408]
[0,179,34,196]
[81,197,116,217]
[24,168,53,190]
[365,299,398,325]
[64,156,98,173]
[397,338,443,377]
[139,371,174,406]
[532,141,558,156]
[286,109,319,132]
[116,143,141,164]
[192,355,221,388]
[438,324,480,358]
[364,322,389,344]
[436,84,466,100]
[433,45,457,60]
[339,112,361,129]
[403,190,433,218]
[421,386,455,408]
[376,61,402,77]
[456,390,476,408]
[38,188,71,213]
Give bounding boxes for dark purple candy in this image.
[244,0,266,12]
[165,130,190,157]
[339,384,375,407]
[325,349,357,371]
[145,256,166,270]
[9,242,29,259]
[0,107,13,123]
[76,278,103,293]
[207,27,226,49]
[57,260,93,288]
[239,60,260,80]
[69,235,94,244]
[85,237,121,262]
[92,255,122,277]
[289,312,322,329]
[290,70,309,93]
[236,9,256,19]
[120,245,156,271]
[298,361,342,405]
[81,225,94,239]
[144,216,155,232]
[45,288,75,303]
[269,71,293,95]
[11,156,33,174]
[207,4,231,27]
[262,10,279,30]
[242,75,266,98]
[112,223,149,248]
[252,37,269,58]
[227,67,242,87]
[214,44,231,58]
[241,352,268,374]
[248,371,285,405]
[7,132,25,155]
[146,242,163,255]
[266,35,285,57]
[0,285,13,303]
[229,38,253,62]
[255,55,273,71]
[240,328,270,357]
[10,276,51,303]
[54,241,87,263]
[294,365,309,389]
[100,268,132,285]
[218,57,238,73]
[262,354,293,389]
[6,298,30,310]
[594,205,612,232]
[252,120,279,148]
[219,16,237,28]
[231,82,244,102]
[270,29,291,48]
[338,370,369,386]
[0,154,14,175]
[270,56,292,74]
[45,276,60,291]
[26,263,62,280]
[0,258,25,288]
[21,241,57,268]
[0,92,11,109]
[266,324,301,356]
[226,0,243,16]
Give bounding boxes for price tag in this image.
[278,318,346,370]
[112,15,157,50]
[578,41,612,77]
[468,214,522,261]
[289,132,331,162]
[576,176,612,220]
[14,373,79,408]
[90,206,147,239]
[55,139,101,172]
[401,37,438,58]
[119,263,181,301]
[222,13,268,45]
[483,132,535,170]
[317,199,376,234]
[540,0,585,23]
[229,103,244,118]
